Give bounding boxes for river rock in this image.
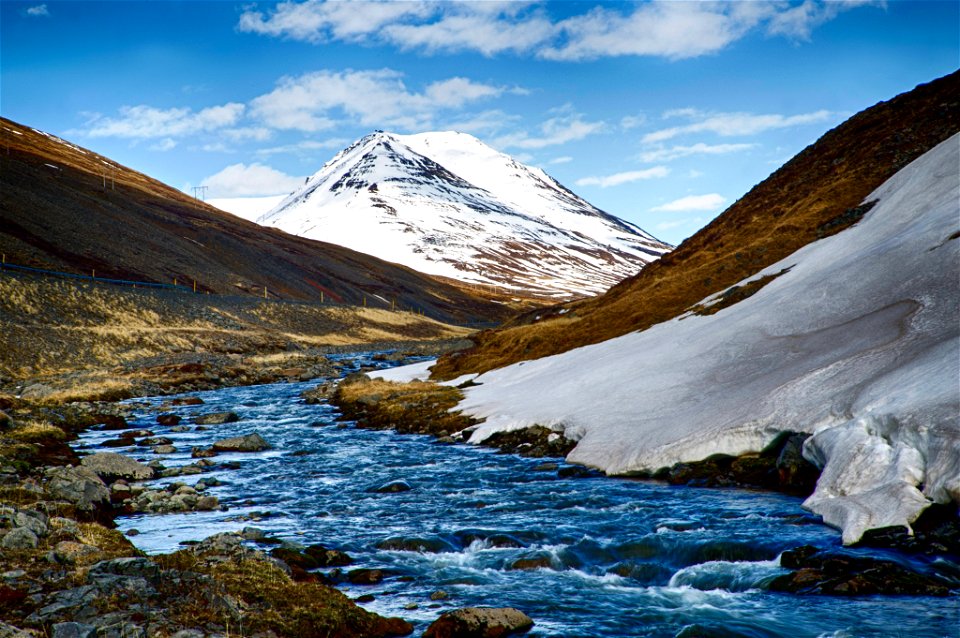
[191,446,218,458]
[52,541,101,565]
[193,411,239,425]
[80,453,154,482]
[52,623,97,638]
[152,445,176,455]
[346,568,385,585]
[770,545,952,596]
[195,496,219,511]
[305,544,353,567]
[156,414,181,426]
[171,397,204,406]
[423,607,534,638]
[508,556,552,571]
[44,466,110,512]
[212,433,271,452]
[1,527,39,550]
[373,479,412,493]
[94,414,129,431]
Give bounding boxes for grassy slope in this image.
[0,273,471,391]
[0,117,512,326]
[432,71,960,379]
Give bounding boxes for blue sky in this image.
[2,1,957,244]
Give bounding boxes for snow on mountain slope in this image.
[257,131,671,299]
[415,133,958,544]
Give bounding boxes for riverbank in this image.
[2,351,957,636]
[0,343,480,637]
[330,374,960,595]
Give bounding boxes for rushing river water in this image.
[75,353,958,637]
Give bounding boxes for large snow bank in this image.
[453,134,959,544]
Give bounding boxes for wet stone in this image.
[156,414,181,426]
[52,622,97,638]
[423,607,534,638]
[193,411,239,425]
[373,479,412,493]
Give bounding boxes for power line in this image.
[192,185,209,200]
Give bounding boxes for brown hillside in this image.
[432,71,960,379]
[0,117,511,326]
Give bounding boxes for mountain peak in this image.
[260,131,671,299]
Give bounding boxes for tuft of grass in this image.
[41,379,136,404]
[6,419,68,443]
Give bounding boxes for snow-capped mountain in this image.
[257,131,671,299]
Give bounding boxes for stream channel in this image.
[75,352,958,637]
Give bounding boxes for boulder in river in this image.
[212,433,271,452]
[372,480,412,493]
[193,411,239,425]
[423,607,534,638]
[156,414,181,426]
[769,545,952,596]
[171,396,204,406]
[80,453,155,482]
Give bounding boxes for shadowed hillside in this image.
[0,118,512,326]
[432,71,960,379]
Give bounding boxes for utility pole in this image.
[192,186,208,201]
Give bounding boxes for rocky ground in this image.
[330,375,960,598]
[0,346,537,638]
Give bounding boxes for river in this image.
[74,352,958,637]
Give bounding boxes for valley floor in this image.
[0,270,473,402]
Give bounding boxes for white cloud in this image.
[643,109,835,143]
[237,0,878,60]
[620,114,647,130]
[83,103,245,139]
[249,69,509,132]
[382,4,556,57]
[651,193,727,212]
[575,167,669,188]
[495,108,605,149]
[239,1,556,57]
[150,138,177,152]
[223,127,273,142]
[238,0,433,44]
[542,2,768,61]
[767,0,882,40]
[424,77,505,108]
[200,163,305,197]
[549,156,573,165]
[638,142,756,163]
[26,4,49,16]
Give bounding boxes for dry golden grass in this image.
[0,273,474,383]
[41,378,137,404]
[6,419,67,443]
[432,71,960,379]
[334,378,477,436]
